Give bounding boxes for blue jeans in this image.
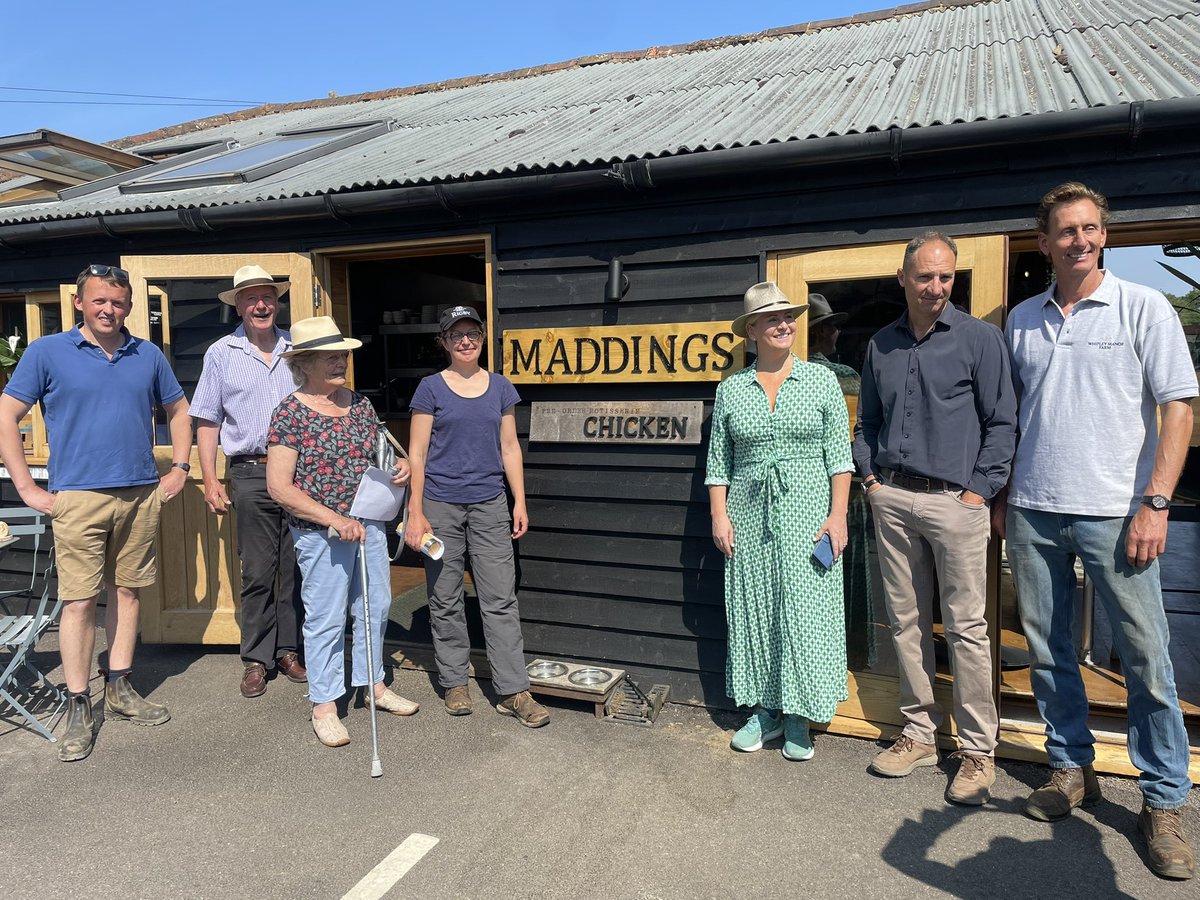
[291,522,391,705]
[1006,505,1191,808]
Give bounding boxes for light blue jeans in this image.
[1006,505,1191,808]
[291,522,391,705]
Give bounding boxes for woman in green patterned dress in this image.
[705,282,854,761]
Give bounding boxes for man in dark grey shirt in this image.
[852,231,1016,806]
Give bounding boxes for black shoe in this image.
[58,695,95,762]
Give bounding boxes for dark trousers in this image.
[230,463,303,667]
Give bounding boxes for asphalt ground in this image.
[1,634,1197,900]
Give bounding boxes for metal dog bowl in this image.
[527,661,568,679]
[568,667,613,686]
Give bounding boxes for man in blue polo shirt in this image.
[0,264,192,762]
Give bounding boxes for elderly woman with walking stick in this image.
[266,316,418,748]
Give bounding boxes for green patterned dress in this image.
[705,356,854,720]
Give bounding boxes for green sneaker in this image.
[781,714,814,761]
[730,708,782,752]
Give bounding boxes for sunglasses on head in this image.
[84,264,130,282]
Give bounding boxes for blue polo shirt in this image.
[4,327,185,491]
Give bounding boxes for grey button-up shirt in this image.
[851,303,1016,499]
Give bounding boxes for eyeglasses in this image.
[84,264,130,282]
[444,329,484,344]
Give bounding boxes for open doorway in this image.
[319,238,492,659]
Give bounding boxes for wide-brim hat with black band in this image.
[218,264,291,305]
[439,305,483,333]
[280,316,362,357]
[730,282,809,337]
[806,292,847,329]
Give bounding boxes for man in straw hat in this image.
[191,264,307,699]
[852,232,1016,805]
[0,264,192,761]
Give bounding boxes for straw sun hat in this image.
[217,264,291,305]
[730,282,809,337]
[279,316,362,358]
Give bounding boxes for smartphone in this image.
[812,532,835,570]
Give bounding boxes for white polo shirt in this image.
[1006,270,1198,516]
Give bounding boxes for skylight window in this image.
[118,121,394,193]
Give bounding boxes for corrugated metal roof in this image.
[3,0,1198,224]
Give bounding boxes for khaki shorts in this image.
[51,485,162,601]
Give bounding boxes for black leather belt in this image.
[883,469,957,493]
[229,454,268,465]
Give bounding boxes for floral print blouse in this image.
[267,391,380,530]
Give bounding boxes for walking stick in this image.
[330,524,384,778]
[358,535,384,778]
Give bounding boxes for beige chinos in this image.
[868,481,998,755]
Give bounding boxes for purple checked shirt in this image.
[190,324,295,456]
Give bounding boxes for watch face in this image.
[1146,494,1169,510]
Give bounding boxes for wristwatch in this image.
[1142,494,1170,511]
[862,476,881,493]
[171,462,191,474]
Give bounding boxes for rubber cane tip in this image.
[371,761,383,778]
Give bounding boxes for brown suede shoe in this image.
[946,752,995,806]
[444,684,473,716]
[240,663,267,699]
[496,690,550,728]
[1139,805,1194,880]
[276,652,307,684]
[871,733,939,777]
[1024,765,1102,822]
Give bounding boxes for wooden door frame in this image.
[119,252,316,643]
[769,234,1008,741]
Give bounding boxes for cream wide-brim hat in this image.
[279,316,363,358]
[217,264,291,306]
[730,282,809,337]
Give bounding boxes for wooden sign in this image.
[503,322,742,384]
[530,401,704,444]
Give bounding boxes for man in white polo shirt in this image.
[999,182,1197,880]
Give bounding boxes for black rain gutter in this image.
[0,97,1196,246]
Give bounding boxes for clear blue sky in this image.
[4,1,880,143]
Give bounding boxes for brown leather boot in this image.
[1024,765,1101,821]
[1139,805,1194,880]
[105,674,171,726]
[444,684,473,716]
[58,695,95,762]
[495,690,550,728]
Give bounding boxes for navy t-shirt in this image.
[4,328,185,492]
[409,372,521,504]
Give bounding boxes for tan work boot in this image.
[871,733,939,777]
[1139,805,1194,880]
[444,684,473,716]
[946,751,995,805]
[496,690,550,728]
[58,695,95,762]
[1024,765,1102,821]
[104,674,171,726]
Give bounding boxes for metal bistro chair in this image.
[0,506,65,742]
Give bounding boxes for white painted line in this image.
[342,833,439,900]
